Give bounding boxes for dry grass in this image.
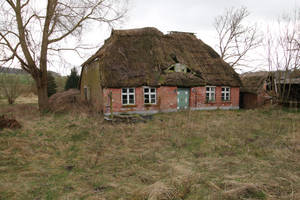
[0,103,300,200]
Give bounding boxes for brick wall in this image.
[190,87,239,109]
[103,86,239,114]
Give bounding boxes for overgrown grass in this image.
[0,105,300,199]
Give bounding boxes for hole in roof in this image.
[170,53,179,63]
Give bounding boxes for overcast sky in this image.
[62,0,299,75]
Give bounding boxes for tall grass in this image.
[0,105,299,199]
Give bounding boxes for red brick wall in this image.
[190,87,239,109]
[103,86,239,114]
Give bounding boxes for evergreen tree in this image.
[47,72,57,97]
[65,68,80,90]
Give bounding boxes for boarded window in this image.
[84,86,90,101]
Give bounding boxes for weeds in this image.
[0,105,300,199]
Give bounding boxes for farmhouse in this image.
[79,27,241,115]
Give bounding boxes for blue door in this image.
[177,88,190,109]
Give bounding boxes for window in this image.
[122,88,135,105]
[84,86,90,101]
[206,86,215,102]
[222,87,230,101]
[144,87,156,104]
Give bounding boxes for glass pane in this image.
[129,94,134,100]
[129,98,134,104]
[222,88,225,91]
[145,99,149,103]
[151,98,155,104]
[226,88,230,92]
[122,95,127,100]
[151,94,155,98]
[122,88,127,93]
[212,87,215,92]
[129,88,134,93]
[206,87,209,91]
[144,88,149,93]
[122,99,127,104]
[144,94,149,99]
[151,88,156,93]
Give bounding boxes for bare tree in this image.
[214,7,262,69]
[0,74,23,104]
[265,9,300,102]
[0,0,127,111]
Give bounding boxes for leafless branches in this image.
[265,9,300,102]
[214,7,262,69]
[0,0,127,110]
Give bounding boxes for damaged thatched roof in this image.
[82,27,241,88]
[240,71,269,94]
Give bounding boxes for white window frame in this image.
[121,88,135,105]
[206,86,216,102]
[144,87,157,104]
[221,87,230,101]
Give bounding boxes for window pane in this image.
[129,88,134,93]
[122,95,127,100]
[212,87,215,92]
[151,94,155,98]
[122,99,127,104]
[151,88,156,93]
[129,94,134,100]
[222,88,225,91]
[151,98,155,104]
[144,88,149,93]
[129,98,134,104]
[145,99,149,103]
[206,87,209,91]
[144,94,149,99]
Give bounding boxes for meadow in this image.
[0,100,300,199]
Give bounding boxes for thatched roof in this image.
[82,27,241,88]
[240,71,269,94]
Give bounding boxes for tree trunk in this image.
[36,76,49,111]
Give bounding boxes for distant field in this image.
[0,103,299,199]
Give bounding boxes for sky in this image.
[61,0,299,75]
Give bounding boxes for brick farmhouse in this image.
[79,27,241,115]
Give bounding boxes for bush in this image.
[0,74,23,104]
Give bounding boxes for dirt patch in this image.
[0,115,22,130]
[49,89,89,113]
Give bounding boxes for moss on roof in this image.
[82,27,241,88]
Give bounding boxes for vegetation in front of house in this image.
[0,104,299,199]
